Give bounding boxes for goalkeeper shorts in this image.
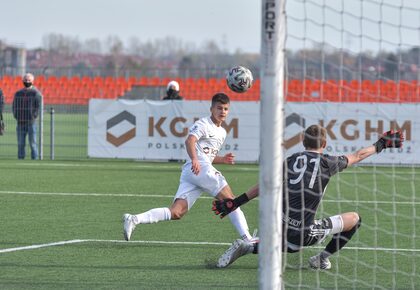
[286,215,344,251]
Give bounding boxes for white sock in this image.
[133,207,171,225]
[320,250,331,259]
[228,207,252,240]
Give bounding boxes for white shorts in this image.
[173,162,228,209]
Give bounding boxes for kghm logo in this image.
[284,113,305,149]
[106,111,136,147]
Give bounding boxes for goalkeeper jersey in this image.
[283,150,348,232]
[187,116,226,164]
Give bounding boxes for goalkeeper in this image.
[213,124,404,269]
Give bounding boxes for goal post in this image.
[259,0,287,289]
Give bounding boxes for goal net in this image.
[261,0,420,289]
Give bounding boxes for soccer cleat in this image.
[216,239,253,268]
[308,254,332,270]
[122,213,136,241]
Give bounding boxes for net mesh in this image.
[282,0,419,289]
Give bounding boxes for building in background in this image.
[0,41,26,76]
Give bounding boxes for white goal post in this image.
[259,0,286,289]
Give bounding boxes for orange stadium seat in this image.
[2,75,418,104]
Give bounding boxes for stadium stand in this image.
[0,76,418,104]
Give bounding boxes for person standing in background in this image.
[0,86,4,114]
[0,87,4,135]
[12,73,42,160]
[163,80,183,100]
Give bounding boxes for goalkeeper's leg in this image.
[322,212,361,257]
[310,212,361,269]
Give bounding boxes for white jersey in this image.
[187,116,226,164]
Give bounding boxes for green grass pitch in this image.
[0,111,88,159]
[0,160,419,289]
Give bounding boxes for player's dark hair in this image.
[211,93,230,107]
[303,124,327,149]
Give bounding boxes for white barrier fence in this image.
[88,99,416,164]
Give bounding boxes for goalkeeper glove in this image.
[212,193,250,218]
[373,130,404,153]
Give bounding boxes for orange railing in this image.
[0,76,418,105]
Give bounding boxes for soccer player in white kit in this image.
[122,93,253,242]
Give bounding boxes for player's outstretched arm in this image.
[212,184,259,218]
[346,130,404,166]
[346,145,376,166]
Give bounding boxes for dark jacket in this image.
[163,89,183,100]
[0,88,4,114]
[12,87,42,124]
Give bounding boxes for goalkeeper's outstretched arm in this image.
[212,184,259,218]
[230,184,260,208]
[346,130,404,166]
[241,184,260,202]
[345,145,376,166]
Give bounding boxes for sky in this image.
[0,0,419,54]
[0,0,261,53]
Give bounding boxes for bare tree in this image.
[104,35,124,55]
[83,38,102,54]
[42,33,81,55]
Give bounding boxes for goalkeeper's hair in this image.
[303,124,327,150]
[211,93,230,107]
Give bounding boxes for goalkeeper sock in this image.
[323,216,362,256]
[228,207,252,240]
[133,207,171,225]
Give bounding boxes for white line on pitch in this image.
[7,162,259,172]
[84,239,232,246]
[322,199,420,205]
[0,191,180,199]
[6,161,413,173]
[342,246,420,252]
[1,239,419,254]
[0,240,84,253]
[0,190,419,205]
[0,239,230,254]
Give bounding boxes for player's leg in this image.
[191,164,253,241]
[122,178,201,241]
[216,184,253,241]
[308,212,361,269]
[122,200,189,241]
[122,206,172,241]
[217,228,296,268]
[16,125,26,159]
[216,238,256,268]
[28,122,38,160]
[321,212,361,256]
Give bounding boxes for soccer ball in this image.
[226,66,253,93]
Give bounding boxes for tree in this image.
[384,53,398,80]
[83,38,102,54]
